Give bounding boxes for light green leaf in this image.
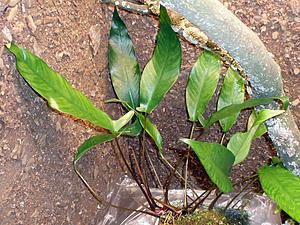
[136,113,163,154]
[186,50,221,122]
[228,109,285,165]
[204,96,289,128]
[217,67,244,132]
[119,118,142,137]
[109,8,141,109]
[181,139,234,193]
[138,6,181,113]
[258,166,300,222]
[7,43,114,131]
[74,134,116,163]
[247,109,267,139]
[112,110,135,132]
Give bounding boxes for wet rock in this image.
[89,24,101,56]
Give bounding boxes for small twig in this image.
[220,133,225,145]
[230,189,252,209]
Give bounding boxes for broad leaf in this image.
[258,166,300,222]
[228,109,284,165]
[204,96,288,128]
[217,67,244,132]
[119,118,142,137]
[186,50,221,122]
[74,134,116,163]
[137,6,181,113]
[109,8,141,109]
[112,110,135,132]
[7,43,114,131]
[247,110,267,139]
[136,113,163,154]
[182,139,234,193]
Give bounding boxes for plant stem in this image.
[146,147,163,188]
[189,189,214,213]
[220,133,225,145]
[73,161,158,217]
[114,138,157,210]
[184,122,196,208]
[224,177,258,211]
[208,191,223,210]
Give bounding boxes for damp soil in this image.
[0,0,299,224]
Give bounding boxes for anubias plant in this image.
[6,5,300,223]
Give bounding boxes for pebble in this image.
[291,99,300,107]
[7,5,18,22]
[293,67,300,75]
[8,0,20,7]
[272,31,279,39]
[26,15,37,32]
[33,38,42,56]
[2,26,12,42]
[89,24,101,56]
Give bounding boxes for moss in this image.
[161,209,231,225]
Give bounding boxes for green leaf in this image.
[119,118,142,137]
[74,134,116,163]
[247,109,267,139]
[181,139,234,193]
[109,8,141,109]
[204,96,289,128]
[217,67,244,132]
[228,109,285,165]
[258,166,300,222]
[136,113,163,154]
[137,6,181,113]
[7,43,114,131]
[186,50,221,122]
[112,110,135,132]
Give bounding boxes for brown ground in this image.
[0,0,299,224]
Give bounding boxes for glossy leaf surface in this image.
[259,166,300,222]
[228,109,284,165]
[119,118,142,137]
[74,134,116,163]
[7,43,114,131]
[204,96,288,128]
[186,50,221,122]
[182,139,234,193]
[138,6,181,113]
[136,113,163,154]
[217,67,244,132]
[109,8,141,108]
[247,110,267,139]
[112,110,135,132]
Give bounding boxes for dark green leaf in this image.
[228,109,284,165]
[137,6,181,113]
[136,113,163,154]
[204,96,288,128]
[258,166,300,222]
[217,67,244,132]
[182,139,234,193]
[247,109,267,139]
[109,8,141,109]
[7,43,114,131]
[186,50,221,122]
[74,134,116,163]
